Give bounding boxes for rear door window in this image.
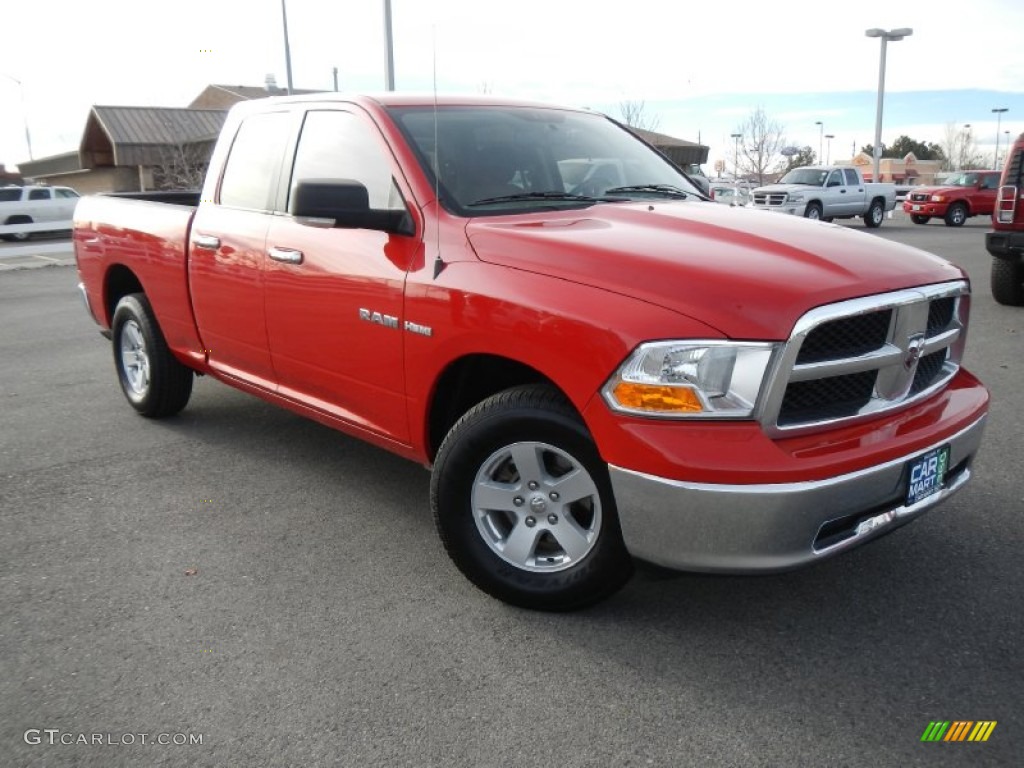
[219,112,293,211]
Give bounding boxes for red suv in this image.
[904,170,1001,226]
[986,133,1024,305]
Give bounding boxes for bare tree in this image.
[152,140,214,190]
[938,122,984,171]
[735,106,787,184]
[619,99,660,132]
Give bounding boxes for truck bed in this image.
[74,192,204,360]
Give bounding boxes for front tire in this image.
[803,202,823,221]
[431,385,633,611]
[944,202,968,227]
[991,258,1024,306]
[863,199,885,228]
[911,214,930,225]
[2,215,32,241]
[111,293,193,417]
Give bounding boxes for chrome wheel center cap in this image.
[529,496,547,514]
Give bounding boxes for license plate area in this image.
[911,204,921,211]
[906,445,950,506]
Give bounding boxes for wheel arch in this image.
[103,264,145,326]
[426,354,579,461]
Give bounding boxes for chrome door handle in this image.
[268,246,304,264]
[193,234,221,250]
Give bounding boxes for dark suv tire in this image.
[991,258,1024,306]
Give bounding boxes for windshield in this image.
[942,173,978,187]
[389,105,701,214]
[778,168,828,186]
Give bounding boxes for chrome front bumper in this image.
[609,414,987,573]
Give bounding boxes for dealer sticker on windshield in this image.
[906,445,950,506]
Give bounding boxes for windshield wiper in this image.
[602,184,690,198]
[466,191,599,206]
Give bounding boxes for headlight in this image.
[603,341,777,419]
[787,193,804,202]
[931,194,945,202]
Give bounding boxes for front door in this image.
[263,108,420,442]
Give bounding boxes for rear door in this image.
[188,109,296,389]
[263,107,420,441]
[841,168,866,215]
[27,187,53,221]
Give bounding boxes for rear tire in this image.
[431,384,633,611]
[111,293,193,417]
[863,199,885,228]
[991,258,1024,306]
[944,202,968,227]
[910,214,930,225]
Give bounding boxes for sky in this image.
[2,0,1023,175]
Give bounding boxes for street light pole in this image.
[961,123,971,170]
[730,133,741,180]
[865,27,912,182]
[992,108,1008,169]
[383,0,395,91]
[824,134,834,165]
[1,73,33,161]
[815,121,823,163]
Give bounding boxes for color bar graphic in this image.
[921,720,996,742]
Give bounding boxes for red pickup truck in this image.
[903,170,1001,226]
[74,95,989,610]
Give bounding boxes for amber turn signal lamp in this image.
[611,383,704,413]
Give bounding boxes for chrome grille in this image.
[753,192,787,206]
[910,192,930,202]
[759,282,969,436]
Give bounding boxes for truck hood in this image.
[464,201,963,339]
[752,183,815,195]
[908,185,971,196]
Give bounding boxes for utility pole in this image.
[1,73,33,160]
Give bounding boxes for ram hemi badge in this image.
[358,308,399,329]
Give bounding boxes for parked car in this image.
[709,180,752,206]
[986,134,1024,305]
[73,94,988,610]
[0,184,80,241]
[750,166,897,227]
[903,170,1001,227]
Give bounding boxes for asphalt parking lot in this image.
[1,214,1020,767]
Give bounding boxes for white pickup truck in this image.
[751,166,897,228]
[0,184,80,241]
